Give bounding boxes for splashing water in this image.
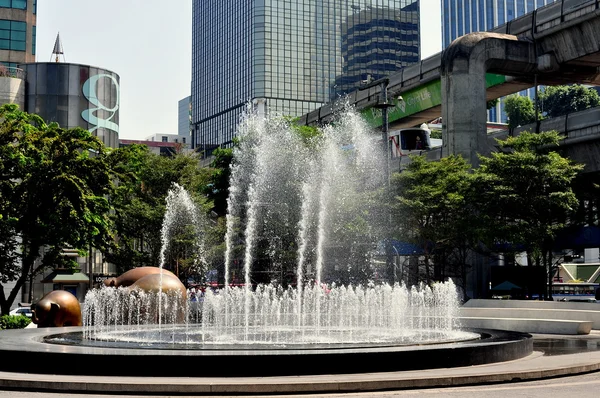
[83,104,474,347]
[158,182,207,279]
[84,182,207,337]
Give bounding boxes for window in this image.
[0,20,26,51]
[0,0,26,10]
[161,136,168,142]
[31,25,35,55]
[182,137,186,144]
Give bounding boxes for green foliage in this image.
[0,315,31,330]
[392,131,582,296]
[473,131,583,274]
[392,155,476,290]
[504,94,536,129]
[206,147,234,217]
[495,129,563,151]
[291,124,321,143]
[282,116,323,149]
[106,147,212,278]
[0,215,19,284]
[486,98,499,110]
[429,129,442,139]
[540,84,600,118]
[0,104,116,314]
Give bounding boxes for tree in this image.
[0,104,116,315]
[205,147,233,217]
[472,131,583,299]
[486,98,499,110]
[105,147,212,280]
[540,84,600,118]
[392,155,479,298]
[504,94,536,129]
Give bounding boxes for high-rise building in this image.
[191,0,420,154]
[178,96,191,138]
[335,2,419,96]
[0,0,36,68]
[0,0,36,108]
[441,0,557,122]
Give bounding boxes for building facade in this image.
[145,132,189,144]
[119,133,193,157]
[0,0,36,110]
[21,61,121,303]
[24,62,120,149]
[178,95,191,137]
[0,0,36,69]
[191,0,420,154]
[0,0,35,310]
[441,0,557,122]
[335,2,419,96]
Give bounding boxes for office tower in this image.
[178,96,191,138]
[191,0,420,154]
[0,0,36,68]
[441,0,557,122]
[335,2,419,96]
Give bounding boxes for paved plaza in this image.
[0,331,599,396]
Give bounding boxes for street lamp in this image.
[359,77,394,183]
[359,77,395,283]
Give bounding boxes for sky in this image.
[37,0,442,141]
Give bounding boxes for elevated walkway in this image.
[300,0,600,132]
[460,299,600,335]
[390,105,600,174]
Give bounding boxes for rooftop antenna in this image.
[51,32,65,63]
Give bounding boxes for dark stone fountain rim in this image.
[0,327,533,377]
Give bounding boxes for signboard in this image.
[94,274,112,284]
[361,73,507,128]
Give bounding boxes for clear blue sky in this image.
[37,0,441,141]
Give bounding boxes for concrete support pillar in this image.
[441,59,488,167]
[441,32,538,167]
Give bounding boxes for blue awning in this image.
[491,280,522,291]
[554,226,600,250]
[387,239,426,256]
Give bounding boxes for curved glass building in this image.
[24,62,120,149]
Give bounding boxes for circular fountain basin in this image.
[52,324,481,349]
[0,327,532,377]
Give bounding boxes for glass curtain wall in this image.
[192,0,419,154]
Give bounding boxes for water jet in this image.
[0,106,533,379]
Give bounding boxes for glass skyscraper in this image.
[441,0,556,122]
[191,0,420,153]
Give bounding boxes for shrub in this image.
[0,315,32,330]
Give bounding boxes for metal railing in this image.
[0,66,26,80]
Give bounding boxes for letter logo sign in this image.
[81,73,120,133]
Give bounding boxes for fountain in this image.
[0,104,532,379]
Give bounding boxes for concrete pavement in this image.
[0,332,599,395]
